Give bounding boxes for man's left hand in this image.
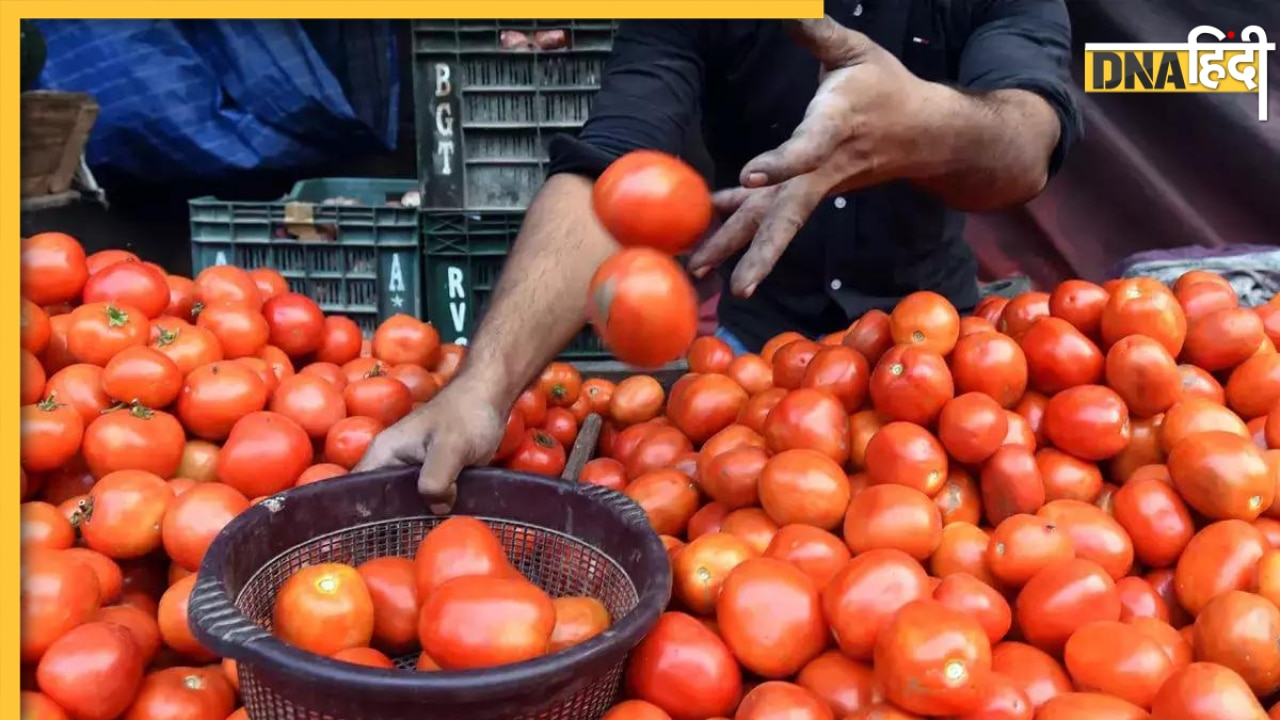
[688,15,943,297]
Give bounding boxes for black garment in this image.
[547,0,1082,353]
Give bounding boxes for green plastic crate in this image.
[189,178,422,336]
[421,210,609,360]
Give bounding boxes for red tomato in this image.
[864,421,949,497]
[315,315,365,365]
[248,267,290,300]
[101,346,183,408]
[192,265,263,310]
[949,331,1029,409]
[1049,279,1109,338]
[1042,385,1131,461]
[716,557,828,678]
[602,700,674,720]
[593,150,711,254]
[81,403,184,479]
[150,322,223,376]
[1192,590,1280,696]
[1112,478,1195,569]
[413,516,514,598]
[1034,693,1149,720]
[331,646,395,668]
[125,666,236,720]
[20,395,85,473]
[795,651,879,717]
[355,557,421,654]
[66,302,150,366]
[933,573,1012,645]
[999,292,1051,340]
[688,336,735,374]
[419,575,555,669]
[624,470,700,536]
[218,411,313,497]
[270,373,348,440]
[1036,499,1134,580]
[36,621,144,720]
[1183,307,1265,372]
[1150,662,1268,719]
[758,449,851,531]
[324,416,385,469]
[506,429,568,477]
[196,302,270,359]
[1015,558,1121,654]
[890,290,961,356]
[261,293,325,357]
[79,469,174,559]
[763,388,851,465]
[1100,278,1187,357]
[85,249,138,274]
[273,563,375,656]
[81,261,169,319]
[869,345,955,426]
[845,484,943,561]
[580,457,627,491]
[1167,429,1273,521]
[21,297,52,355]
[874,599,992,716]
[1175,520,1268,616]
[667,373,749,445]
[991,642,1073,710]
[728,353,776,395]
[625,612,742,720]
[1018,316,1104,395]
[1063,620,1174,708]
[372,314,442,368]
[735,682,834,720]
[21,549,103,663]
[22,233,90,305]
[588,248,699,369]
[21,502,75,550]
[1105,334,1183,418]
[343,374,413,427]
[162,481,250,572]
[822,548,931,660]
[176,361,269,441]
[549,595,612,652]
[543,407,579,448]
[763,524,852,591]
[701,444,769,510]
[938,392,1009,465]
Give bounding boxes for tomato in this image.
[667,373,748,444]
[933,573,1012,645]
[1226,354,1280,421]
[949,332,1028,409]
[99,348,181,411]
[1160,397,1248,452]
[874,599,992,716]
[624,426,691,479]
[863,421,948,496]
[1171,433,1271,528]
[22,298,52,355]
[20,395,85,473]
[1048,279,1109,338]
[843,409,883,471]
[272,563,374,656]
[1099,279,1186,356]
[757,449,851,531]
[76,469,172,559]
[1150,662,1268,719]
[1183,307,1265,372]
[938,392,1008,465]
[998,292,1051,339]
[347,557,421,655]
[1189,590,1278,696]
[844,483,942,560]
[126,666,236,720]
[150,322,223,376]
[735,682,834,720]
[65,302,149,366]
[602,700,674,720]
[84,249,138,274]
[36,620,144,720]
[418,574,554,669]
[248,266,290,300]
[1108,477,1193,571]
[1100,334,1183,419]
[39,313,76,375]
[931,522,994,584]
[588,248,699,368]
[715,557,827,678]
[20,348,45,407]
[269,372,348,440]
[21,502,75,550]
[370,314,441,368]
[217,411,313,497]
[21,232,89,307]
[1042,385,1131,461]
[990,642,1072,710]
[81,261,169,319]
[822,548,930,660]
[196,302,269,359]
[503,429,565,477]
[579,458,626,491]
[330,646,395,668]
[626,612,742,720]
[540,407,576,448]
[869,345,955,426]
[794,651,879,717]
[798,345,870,413]
[1015,558,1120,654]
[1128,616,1192,671]
[21,549,103,663]
[699,445,767,509]
[1030,449,1099,505]
[532,361,580,408]
[162,274,197,321]
[1036,499,1133,580]
[414,516,514,597]
[300,361,347,391]
[699,423,767,471]
[1034,693,1149,720]
[1018,316,1104,395]
[958,673,1033,720]
[314,315,364,365]
[763,388,850,464]
[549,595,611,652]
[624,469,700,536]
[770,339,819,390]
[593,150,711,254]
[294,462,345,486]
[1174,270,1235,315]
[1060,619,1173,708]
[763,524,851,591]
[325,416,384,469]
[255,292,324,357]
[841,310,891,367]
[1176,365,1225,408]
[82,404,185,479]
[161,481,249,572]
[192,265,263,310]
[889,290,961,355]
[720,508,779,555]
[686,336,734,375]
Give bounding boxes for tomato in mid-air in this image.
[273,563,375,656]
[592,150,712,255]
[21,232,90,306]
[81,260,170,319]
[419,575,555,669]
[218,411,314,497]
[588,248,699,369]
[261,292,325,357]
[626,612,742,720]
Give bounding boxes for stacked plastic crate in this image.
[414,20,617,358]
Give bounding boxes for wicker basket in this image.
[21,91,98,199]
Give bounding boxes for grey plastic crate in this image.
[189,178,422,336]
[412,20,618,212]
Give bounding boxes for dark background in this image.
[22,4,1280,285]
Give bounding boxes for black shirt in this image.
[547,0,1082,353]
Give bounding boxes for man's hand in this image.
[352,377,507,513]
[688,16,944,297]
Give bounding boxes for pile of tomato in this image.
[19,225,1280,720]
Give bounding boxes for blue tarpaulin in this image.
[34,20,399,183]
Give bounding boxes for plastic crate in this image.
[412,20,618,211]
[421,210,609,360]
[189,178,423,336]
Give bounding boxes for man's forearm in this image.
[454,173,617,409]
[911,86,1062,212]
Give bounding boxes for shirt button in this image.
[834,197,848,209]
[831,279,843,291]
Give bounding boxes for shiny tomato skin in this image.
[248,266,289,300]
[938,392,1009,465]
[593,150,711,254]
[1150,662,1268,719]
[958,672,1033,720]
[889,290,961,356]
[82,405,186,479]
[315,315,365,365]
[1192,590,1280,696]
[701,445,769,509]
[625,469,700,536]
[418,575,555,669]
[716,557,828,679]
[869,345,955,426]
[688,336,735,374]
[734,681,835,720]
[1042,384,1131,461]
[625,612,742,720]
[1112,478,1194,570]
[79,469,174,559]
[1167,429,1273,521]
[1049,279,1109,338]
[762,388,851,465]
[1034,693,1149,720]
[270,372,348,440]
[589,248,698,368]
[193,265,263,310]
[672,532,754,616]
[1018,316,1104,395]
[800,345,871,412]
[261,292,325,357]
[36,620,144,720]
[124,666,236,720]
[22,232,90,306]
[507,429,568,477]
[609,375,663,426]
[196,302,270,359]
[1100,277,1187,357]
[273,563,375,656]
[20,397,85,473]
[949,331,1028,409]
[372,314,442,368]
[343,375,413,428]
[176,361,270,441]
[66,302,151,366]
[873,599,992,716]
[764,524,852,591]
[218,410,313,497]
[863,420,949,496]
[1183,307,1265,372]
[980,445,1046,526]
[990,642,1072,710]
[324,415,385,469]
[758,449,851,531]
[772,339,822,390]
[1105,334,1183,419]
[795,651,880,717]
[101,346,183,408]
[603,700,674,720]
[999,292,1051,340]
[932,573,1012,645]
[844,484,943,561]
[1014,558,1121,654]
[1062,620,1173,708]
[1036,499,1134,580]
[21,549,103,663]
[413,516,513,598]
[161,482,250,572]
[81,261,170,319]
[822,548,931,660]
[668,373,749,445]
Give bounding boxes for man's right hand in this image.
[351,376,508,513]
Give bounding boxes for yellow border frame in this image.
[4,0,821,708]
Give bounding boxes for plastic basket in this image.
[189,178,423,336]
[421,210,611,360]
[411,20,618,211]
[188,466,670,720]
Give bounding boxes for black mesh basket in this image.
[188,466,671,720]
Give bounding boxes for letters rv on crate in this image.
[1084,25,1274,121]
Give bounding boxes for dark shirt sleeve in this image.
[957,0,1083,175]
[546,21,707,180]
